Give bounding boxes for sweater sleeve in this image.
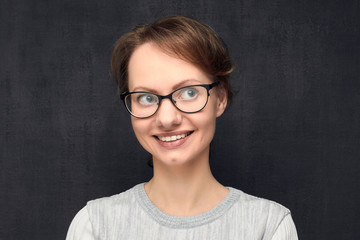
[271,214,298,240]
[65,207,95,240]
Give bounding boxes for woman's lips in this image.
[154,131,193,148]
[157,132,191,142]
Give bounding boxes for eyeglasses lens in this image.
[125,93,159,118]
[172,86,207,113]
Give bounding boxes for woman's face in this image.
[127,43,227,166]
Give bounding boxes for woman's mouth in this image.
[154,131,194,148]
[156,132,192,142]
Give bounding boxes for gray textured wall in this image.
[1,0,359,239]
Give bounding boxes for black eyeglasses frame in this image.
[120,81,220,119]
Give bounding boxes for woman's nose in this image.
[155,99,182,128]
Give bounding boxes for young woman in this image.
[66,15,298,240]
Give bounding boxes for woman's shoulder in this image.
[86,183,142,211]
[225,187,294,239]
[229,186,291,221]
[234,187,290,207]
[66,206,94,240]
[66,183,140,240]
[75,183,143,238]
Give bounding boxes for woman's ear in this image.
[216,86,228,117]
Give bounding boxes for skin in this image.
[127,42,229,216]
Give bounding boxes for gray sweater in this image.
[77,183,294,240]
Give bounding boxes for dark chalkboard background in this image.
[1,0,359,239]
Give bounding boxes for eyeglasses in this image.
[120,81,219,118]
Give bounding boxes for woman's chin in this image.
[153,154,193,167]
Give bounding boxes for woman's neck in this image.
[144,156,229,217]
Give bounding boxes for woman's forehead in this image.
[128,43,211,93]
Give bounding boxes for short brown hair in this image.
[111,15,234,105]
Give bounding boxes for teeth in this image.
[158,133,188,142]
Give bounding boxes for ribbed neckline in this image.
[134,183,241,229]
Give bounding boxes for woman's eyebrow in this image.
[171,79,202,90]
[131,79,202,93]
[131,86,158,93]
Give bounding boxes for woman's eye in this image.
[181,88,198,99]
[138,94,157,105]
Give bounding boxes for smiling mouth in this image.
[155,131,193,142]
